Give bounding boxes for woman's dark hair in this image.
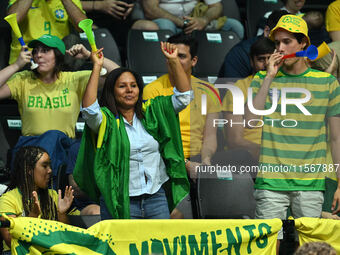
[9,146,57,220]
[99,67,144,120]
[32,43,64,79]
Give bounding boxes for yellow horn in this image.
[4,13,22,39]
[313,42,331,61]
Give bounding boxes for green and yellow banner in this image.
[295,217,340,253]
[7,217,282,255]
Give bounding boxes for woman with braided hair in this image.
[0,146,74,253]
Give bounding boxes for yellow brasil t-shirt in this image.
[8,0,84,64]
[143,74,221,158]
[7,70,91,138]
[0,188,79,251]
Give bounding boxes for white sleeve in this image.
[204,0,221,5]
[80,100,103,133]
[171,87,194,113]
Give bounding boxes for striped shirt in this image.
[251,68,340,191]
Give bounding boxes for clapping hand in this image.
[58,186,74,214]
[28,191,41,217]
[325,49,338,75]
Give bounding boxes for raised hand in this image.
[15,46,32,69]
[266,50,283,79]
[160,42,178,60]
[66,44,91,60]
[28,191,41,217]
[90,48,105,68]
[58,186,74,214]
[325,49,338,75]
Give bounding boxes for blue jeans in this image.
[100,187,170,220]
[222,18,244,40]
[153,17,244,39]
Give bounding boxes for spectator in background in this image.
[132,0,244,39]
[143,33,221,218]
[80,0,137,59]
[303,11,331,47]
[7,0,87,65]
[223,37,275,162]
[304,11,324,30]
[257,0,305,36]
[0,146,75,252]
[310,42,340,220]
[219,10,288,78]
[295,242,336,255]
[326,0,340,41]
[0,35,118,215]
[311,42,340,78]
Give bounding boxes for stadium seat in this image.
[80,28,122,67]
[127,29,174,85]
[0,100,20,183]
[192,30,240,81]
[0,100,21,150]
[68,215,101,229]
[222,0,241,22]
[196,149,256,219]
[302,0,333,12]
[246,0,283,38]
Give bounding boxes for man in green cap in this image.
[245,14,340,245]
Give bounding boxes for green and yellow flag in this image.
[6,217,282,254]
[7,217,114,254]
[295,217,340,253]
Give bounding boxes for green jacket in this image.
[73,96,190,219]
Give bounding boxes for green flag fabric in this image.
[73,96,190,218]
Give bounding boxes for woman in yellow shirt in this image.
[0,146,74,252]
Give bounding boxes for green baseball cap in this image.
[28,34,66,55]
